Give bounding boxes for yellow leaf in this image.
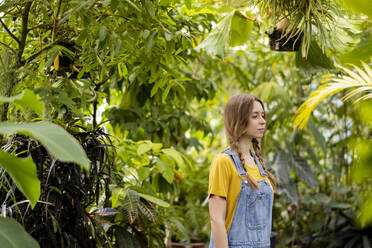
[294,63,372,130]
[54,54,59,71]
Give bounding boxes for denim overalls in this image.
[209,148,273,248]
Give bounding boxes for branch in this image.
[96,13,131,21]
[52,0,63,41]
[92,76,110,127]
[17,1,33,61]
[23,39,62,64]
[0,19,20,44]
[0,5,17,18]
[0,41,16,54]
[28,23,53,32]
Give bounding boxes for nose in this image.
[259,116,266,124]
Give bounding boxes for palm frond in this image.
[294,62,372,130]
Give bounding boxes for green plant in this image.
[0,217,39,248]
[0,125,112,247]
[294,62,372,130]
[253,0,336,56]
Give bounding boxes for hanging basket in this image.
[268,28,303,51]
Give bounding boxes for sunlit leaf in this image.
[162,148,186,170]
[137,142,153,155]
[229,11,253,46]
[137,167,151,182]
[0,150,40,208]
[341,33,372,66]
[359,196,372,228]
[195,10,252,57]
[252,82,289,102]
[341,0,372,18]
[137,192,170,208]
[0,121,90,170]
[0,90,44,116]
[294,62,372,130]
[0,218,40,248]
[157,156,174,183]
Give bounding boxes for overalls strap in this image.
[221,148,246,177]
[222,147,268,177]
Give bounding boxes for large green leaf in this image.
[162,148,186,170]
[110,186,126,209]
[229,11,253,46]
[115,226,140,248]
[296,40,334,77]
[137,140,163,155]
[137,192,170,208]
[195,10,253,57]
[137,167,151,182]
[0,121,90,170]
[0,151,40,208]
[308,118,327,155]
[359,197,372,228]
[0,217,40,248]
[195,13,232,57]
[352,129,372,227]
[157,156,174,184]
[0,89,44,116]
[341,0,372,18]
[252,82,290,103]
[289,156,318,189]
[341,32,372,66]
[122,189,140,224]
[272,150,298,202]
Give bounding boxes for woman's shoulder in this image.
[213,152,232,161]
[211,153,234,169]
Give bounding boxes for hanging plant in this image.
[267,18,303,51]
[254,0,336,56]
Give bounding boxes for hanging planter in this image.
[268,27,303,51]
[267,18,303,51]
[253,0,334,56]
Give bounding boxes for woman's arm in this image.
[209,195,228,248]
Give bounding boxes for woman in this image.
[208,94,277,248]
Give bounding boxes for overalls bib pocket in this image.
[245,191,270,230]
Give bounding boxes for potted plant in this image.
[254,0,335,56]
[268,18,303,52]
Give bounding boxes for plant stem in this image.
[52,0,63,42]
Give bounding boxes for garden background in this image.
[0,0,371,247]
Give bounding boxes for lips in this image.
[258,128,265,132]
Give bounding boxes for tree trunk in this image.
[0,50,17,122]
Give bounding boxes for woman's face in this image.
[244,101,266,139]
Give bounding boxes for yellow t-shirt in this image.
[208,153,274,232]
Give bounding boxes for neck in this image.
[238,135,252,156]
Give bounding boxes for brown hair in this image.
[224,94,277,190]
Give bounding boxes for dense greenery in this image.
[0,0,371,247]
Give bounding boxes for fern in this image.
[294,62,372,130]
